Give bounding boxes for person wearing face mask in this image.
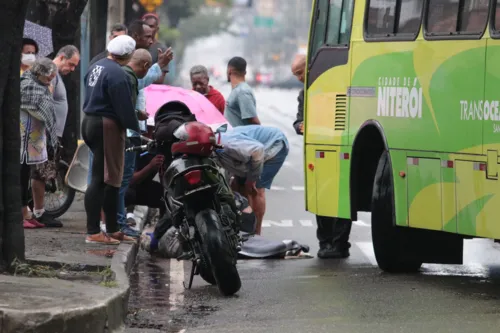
[23,45,82,229]
[20,38,39,75]
[20,58,59,229]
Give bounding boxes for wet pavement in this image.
[126,244,500,333]
[124,86,500,333]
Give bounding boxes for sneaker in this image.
[120,225,140,238]
[85,232,120,245]
[23,219,37,229]
[126,217,137,227]
[36,213,63,228]
[317,243,350,259]
[108,231,137,244]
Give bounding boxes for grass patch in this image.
[100,280,119,288]
[9,259,119,287]
[11,258,60,278]
[97,266,117,288]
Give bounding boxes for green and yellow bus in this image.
[304,0,498,272]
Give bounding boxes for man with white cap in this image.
[81,35,139,245]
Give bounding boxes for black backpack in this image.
[153,101,197,156]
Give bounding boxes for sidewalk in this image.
[0,194,149,333]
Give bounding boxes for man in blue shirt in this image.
[215,125,289,235]
[224,57,261,127]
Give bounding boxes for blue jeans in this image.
[117,151,136,227]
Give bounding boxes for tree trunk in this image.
[26,0,88,162]
[0,0,31,270]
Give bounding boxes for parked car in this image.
[269,76,304,89]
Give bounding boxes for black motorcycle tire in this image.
[198,262,216,285]
[28,162,76,219]
[195,208,241,296]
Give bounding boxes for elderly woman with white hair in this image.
[19,57,60,229]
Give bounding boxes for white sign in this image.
[377,76,423,119]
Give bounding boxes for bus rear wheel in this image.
[371,151,422,273]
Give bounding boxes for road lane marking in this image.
[269,186,305,191]
[299,219,314,227]
[262,219,294,227]
[169,259,185,311]
[356,242,377,266]
[354,220,371,227]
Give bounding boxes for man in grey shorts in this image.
[224,56,261,127]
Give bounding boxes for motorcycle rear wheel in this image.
[198,261,216,285]
[195,208,241,296]
[28,162,75,219]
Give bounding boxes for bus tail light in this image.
[441,160,454,168]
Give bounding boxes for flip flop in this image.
[23,220,37,229]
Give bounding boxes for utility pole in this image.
[107,0,125,34]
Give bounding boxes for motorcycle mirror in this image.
[215,124,228,133]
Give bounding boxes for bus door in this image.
[305,0,355,217]
[479,0,500,239]
[306,0,355,146]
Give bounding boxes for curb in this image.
[108,205,149,332]
[0,206,150,333]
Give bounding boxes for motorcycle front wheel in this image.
[195,208,241,296]
[28,162,76,219]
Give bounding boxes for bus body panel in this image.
[304,0,500,240]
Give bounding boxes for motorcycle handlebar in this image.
[126,142,223,153]
[125,144,148,153]
[140,135,153,143]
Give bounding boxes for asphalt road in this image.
[126,86,500,333]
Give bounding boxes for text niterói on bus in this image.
[377,77,423,119]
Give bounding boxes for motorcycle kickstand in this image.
[183,260,197,290]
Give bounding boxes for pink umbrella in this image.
[144,84,229,127]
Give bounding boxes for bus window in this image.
[427,1,458,34]
[460,0,489,32]
[426,0,488,35]
[365,0,422,37]
[326,0,355,45]
[398,0,424,34]
[310,0,330,59]
[366,0,397,35]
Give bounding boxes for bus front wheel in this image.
[371,151,422,273]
